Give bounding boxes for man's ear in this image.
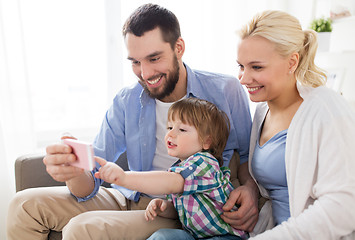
[202,136,212,150]
[288,52,299,74]
[175,37,185,59]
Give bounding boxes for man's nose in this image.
[140,63,154,80]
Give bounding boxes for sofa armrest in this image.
[15,152,129,192]
[15,154,65,192]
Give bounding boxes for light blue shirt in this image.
[252,129,290,225]
[74,64,251,202]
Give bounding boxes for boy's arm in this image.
[95,157,185,195]
[122,171,184,195]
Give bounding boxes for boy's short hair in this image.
[122,3,181,50]
[168,98,230,166]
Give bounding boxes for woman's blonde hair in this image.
[239,10,326,87]
[167,98,230,166]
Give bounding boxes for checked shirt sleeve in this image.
[169,152,231,195]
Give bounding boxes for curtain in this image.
[0,0,35,238]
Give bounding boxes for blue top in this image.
[251,129,290,225]
[74,64,252,202]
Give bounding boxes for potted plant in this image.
[309,17,333,52]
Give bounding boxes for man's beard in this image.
[139,55,180,101]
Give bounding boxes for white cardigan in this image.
[249,84,355,239]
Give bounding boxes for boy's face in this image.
[165,120,209,160]
[125,27,181,102]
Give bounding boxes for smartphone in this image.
[62,138,95,171]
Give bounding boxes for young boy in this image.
[95,98,247,239]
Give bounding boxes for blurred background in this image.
[1,0,354,237]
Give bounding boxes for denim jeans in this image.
[147,229,244,240]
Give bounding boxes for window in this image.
[20,0,108,147]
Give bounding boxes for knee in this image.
[147,229,172,240]
[62,214,85,237]
[7,189,41,230]
[62,212,94,239]
[8,189,38,218]
[148,229,192,240]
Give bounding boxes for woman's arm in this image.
[221,162,259,232]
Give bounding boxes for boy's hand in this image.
[94,157,125,184]
[145,198,168,221]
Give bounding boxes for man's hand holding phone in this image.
[43,136,88,182]
[62,139,95,171]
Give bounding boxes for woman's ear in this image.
[288,52,299,74]
[175,37,185,59]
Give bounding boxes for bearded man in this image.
[7,4,258,240]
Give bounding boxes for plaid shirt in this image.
[168,151,248,239]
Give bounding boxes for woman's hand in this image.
[221,185,259,232]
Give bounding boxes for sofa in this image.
[14,152,129,239]
[14,151,240,239]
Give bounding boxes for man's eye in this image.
[150,57,160,62]
[131,60,140,65]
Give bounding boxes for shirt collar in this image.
[185,63,201,99]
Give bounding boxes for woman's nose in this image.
[238,70,251,85]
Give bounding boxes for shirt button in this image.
[189,166,193,170]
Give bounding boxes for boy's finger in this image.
[95,156,107,166]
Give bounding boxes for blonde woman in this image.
[235,10,355,239]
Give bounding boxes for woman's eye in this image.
[252,66,262,70]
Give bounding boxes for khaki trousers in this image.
[6,186,181,240]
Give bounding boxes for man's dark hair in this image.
[122,4,181,49]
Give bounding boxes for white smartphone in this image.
[62,139,95,171]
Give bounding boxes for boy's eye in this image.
[167,126,172,130]
[238,64,244,70]
[179,128,186,132]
